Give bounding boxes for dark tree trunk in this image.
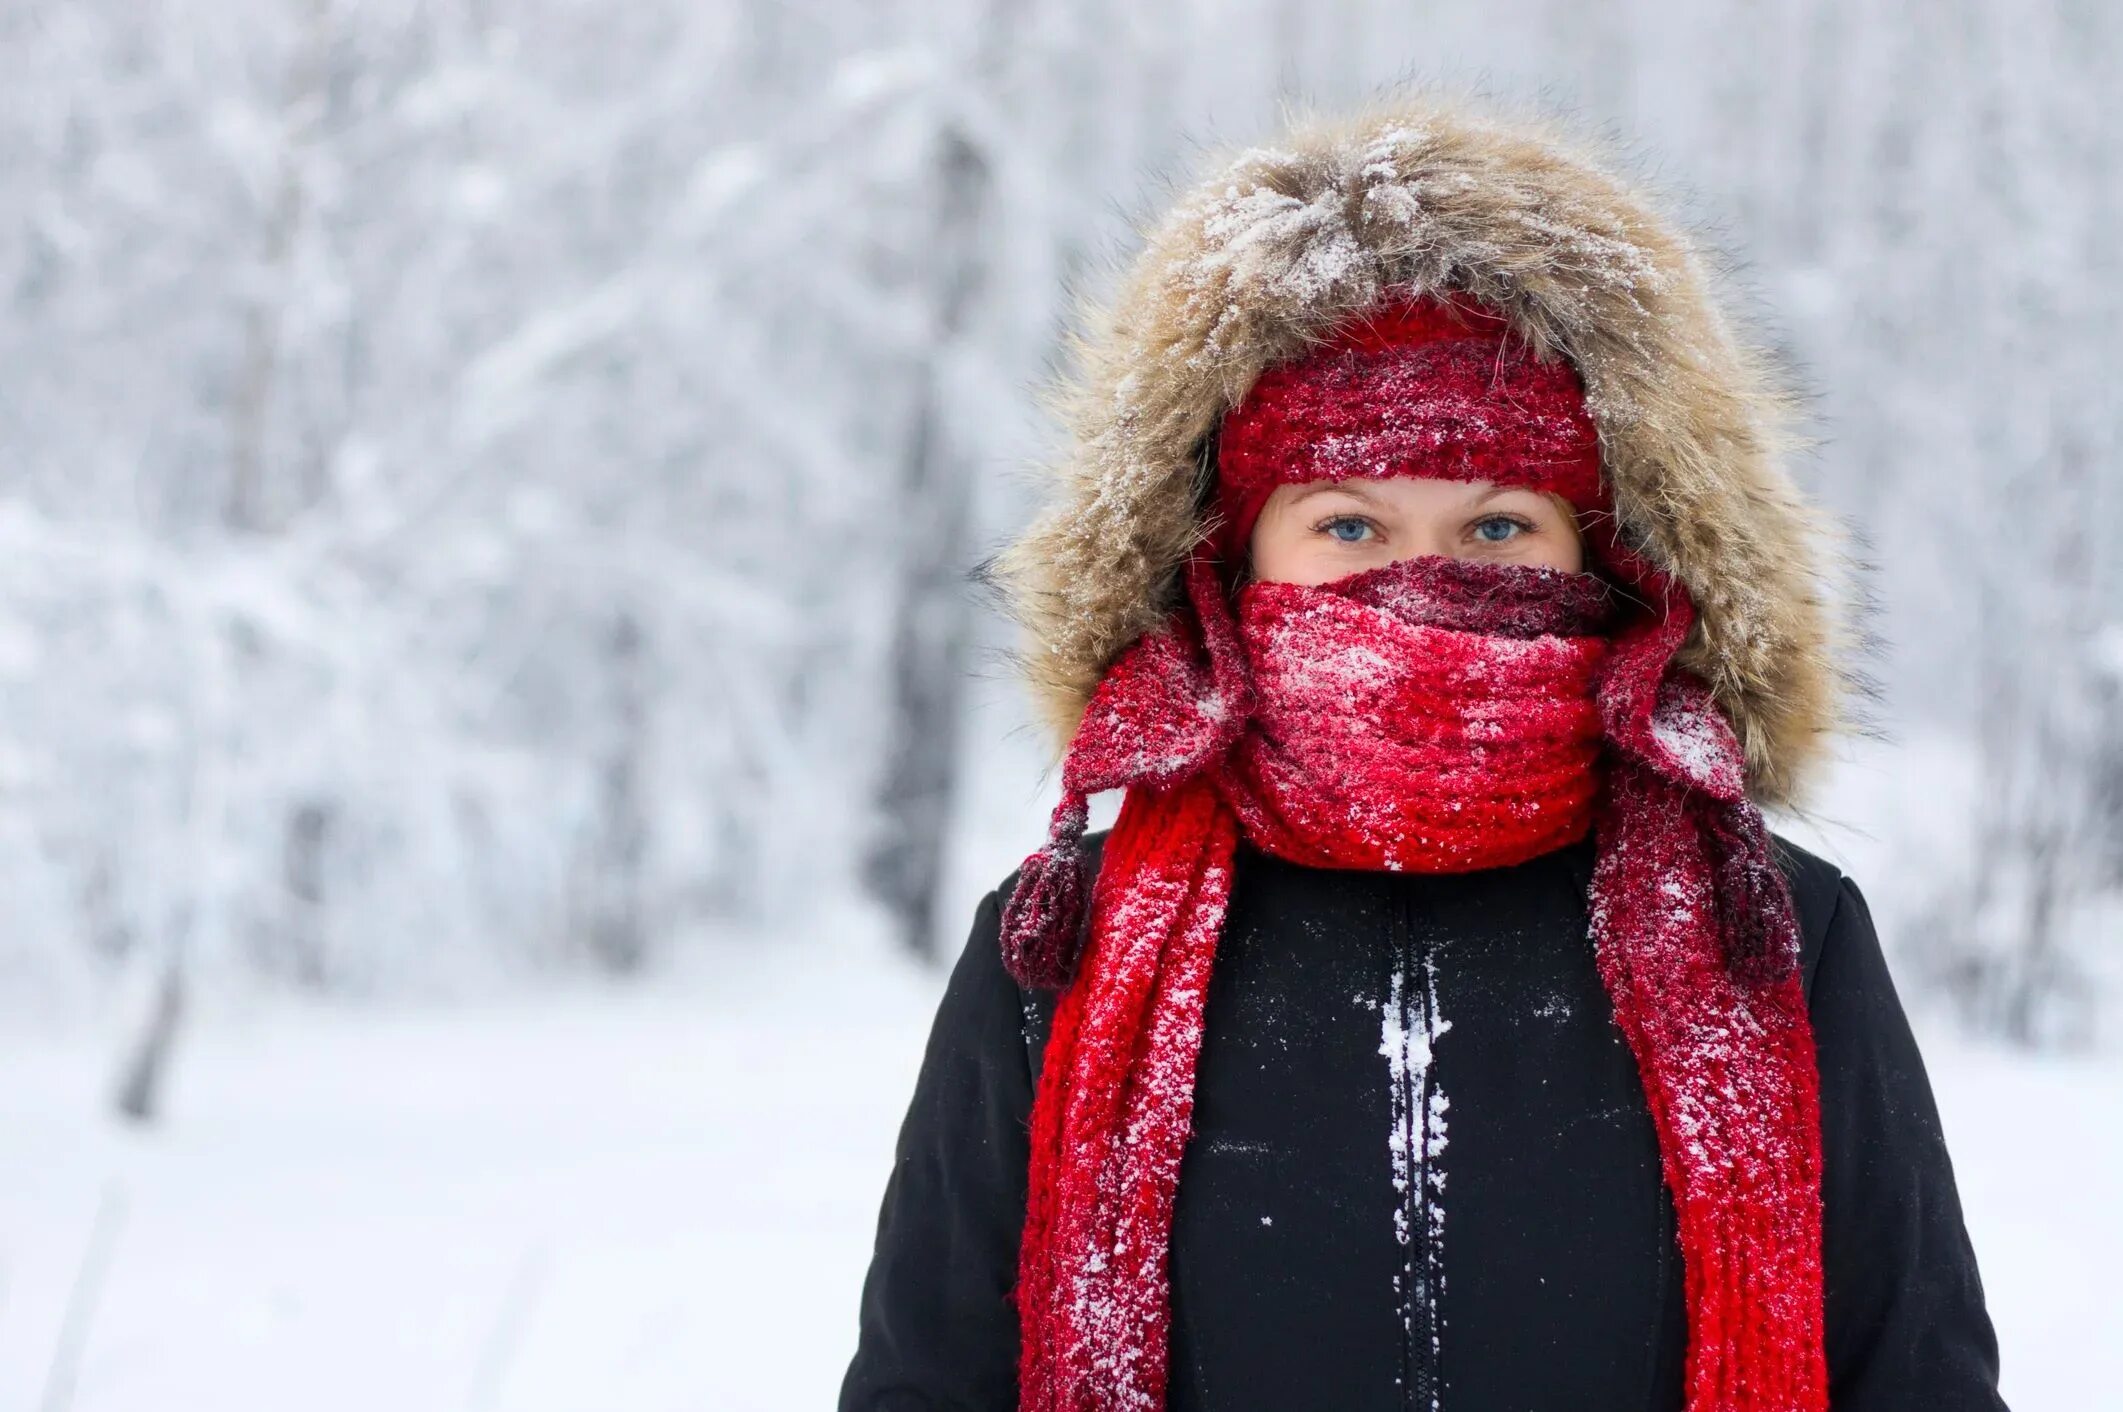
[582,610,650,973]
[865,116,995,962]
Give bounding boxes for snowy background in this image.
[2,2,2119,1409]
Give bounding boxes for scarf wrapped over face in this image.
[998,288,1828,1412]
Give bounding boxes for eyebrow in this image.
[1290,479,1529,505]
[1289,480,1387,503]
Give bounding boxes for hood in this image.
[990,90,1855,809]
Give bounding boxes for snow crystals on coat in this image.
[1376,956,1452,1412]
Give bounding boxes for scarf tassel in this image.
[999,790,1094,989]
[1701,794,1805,988]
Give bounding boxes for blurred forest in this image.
[2,0,2117,1045]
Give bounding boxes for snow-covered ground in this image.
[0,946,940,1412]
[0,932,2113,1412]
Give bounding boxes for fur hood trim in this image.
[992,91,1853,808]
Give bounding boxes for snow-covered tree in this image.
[0,0,2115,1047]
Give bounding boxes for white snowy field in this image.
[0,935,2115,1412]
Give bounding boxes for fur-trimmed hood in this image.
[992,90,1853,809]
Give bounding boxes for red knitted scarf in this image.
[1003,549,1826,1412]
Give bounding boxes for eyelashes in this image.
[1470,513,1535,543]
[1308,512,1538,544]
[1313,514,1379,543]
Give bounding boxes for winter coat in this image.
[840,90,2009,1412]
[839,826,2008,1411]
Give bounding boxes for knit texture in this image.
[1211,288,1605,563]
[1003,548,1826,1412]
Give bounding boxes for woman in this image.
[840,95,2006,1412]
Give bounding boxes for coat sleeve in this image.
[839,885,1031,1412]
[1810,872,2009,1409]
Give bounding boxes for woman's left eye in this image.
[1471,515,1528,544]
[1320,515,1376,544]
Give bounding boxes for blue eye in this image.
[1323,516,1375,544]
[1473,515,1526,544]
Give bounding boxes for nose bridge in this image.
[1405,499,1462,561]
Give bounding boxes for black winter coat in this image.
[840,828,2008,1411]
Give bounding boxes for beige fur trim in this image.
[992,87,1854,808]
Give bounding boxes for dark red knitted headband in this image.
[1211,286,1611,565]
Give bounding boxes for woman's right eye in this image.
[1320,515,1376,544]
